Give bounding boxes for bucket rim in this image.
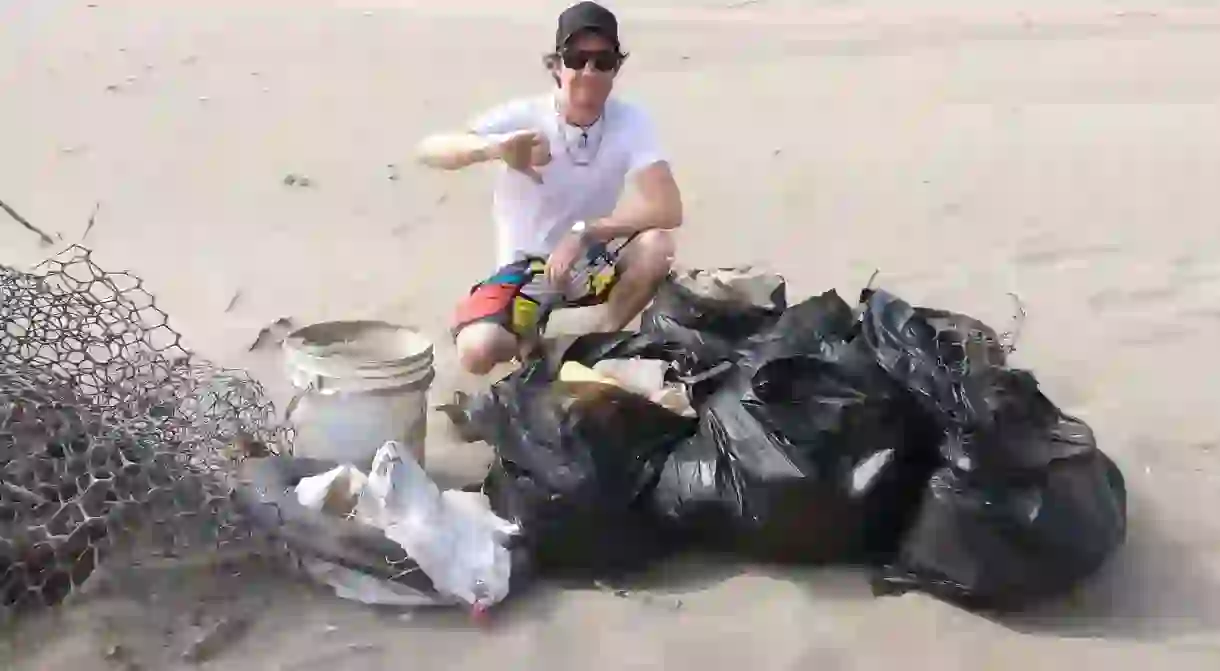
[283,319,434,368]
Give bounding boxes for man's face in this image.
[557,31,620,108]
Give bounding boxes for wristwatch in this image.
[571,220,591,243]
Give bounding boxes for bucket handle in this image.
[282,365,433,424]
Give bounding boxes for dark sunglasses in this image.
[559,48,621,72]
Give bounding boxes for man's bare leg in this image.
[596,229,676,332]
[455,322,520,375]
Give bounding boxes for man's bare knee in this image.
[596,230,678,332]
[628,229,676,276]
[455,323,516,375]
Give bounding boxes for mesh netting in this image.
[0,246,289,621]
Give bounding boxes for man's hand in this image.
[545,230,585,288]
[492,130,550,184]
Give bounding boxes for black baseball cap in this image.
[555,2,620,52]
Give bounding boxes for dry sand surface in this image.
[5,0,1220,668]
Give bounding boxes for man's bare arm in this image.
[585,162,683,241]
[415,132,502,171]
[416,129,545,184]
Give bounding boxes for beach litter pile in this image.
[0,249,1127,630]
[455,268,1128,611]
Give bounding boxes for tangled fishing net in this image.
[0,246,289,621]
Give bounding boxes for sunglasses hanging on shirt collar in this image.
[554,101,606,167]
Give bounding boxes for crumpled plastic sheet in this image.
[294,442,518,610]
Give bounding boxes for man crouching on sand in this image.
[415,1,682,375]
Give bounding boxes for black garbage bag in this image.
[740,286,858,365]
[641,268,788,373]
[652,291,940,563]
[547,330,706,388]
[874,366,1127,610]
[473,339,700,578]
[860,288,1128,608]
[440,331,707,444]
[859,288,1009,428]
[876,449,1127,610]
[940,369,1099,474]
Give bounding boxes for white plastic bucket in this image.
[283,320,434,470]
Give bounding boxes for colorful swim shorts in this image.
[452,235,636,339]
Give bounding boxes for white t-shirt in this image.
[468,93,666,267]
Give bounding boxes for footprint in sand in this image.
[1171,255,1220,286]
[1160,254,1220,322]
[793,645,850,671]
[1116,325,1193,347]
[1087,285,1181,312]
[1180,306,1220,321]
[1012,241,1123,270]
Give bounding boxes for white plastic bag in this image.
[357,442,518,609]
[295,464,367,517]
[293,442,518,610]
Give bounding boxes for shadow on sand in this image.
[9,487,1206,671]
[567,490,1220,644]
[992,492,1220,641]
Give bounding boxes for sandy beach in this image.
[4,0,1220,668]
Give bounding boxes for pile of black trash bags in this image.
[466,268,1128,612]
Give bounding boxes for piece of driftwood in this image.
[82,201,101,241]
[0,198,54,245]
